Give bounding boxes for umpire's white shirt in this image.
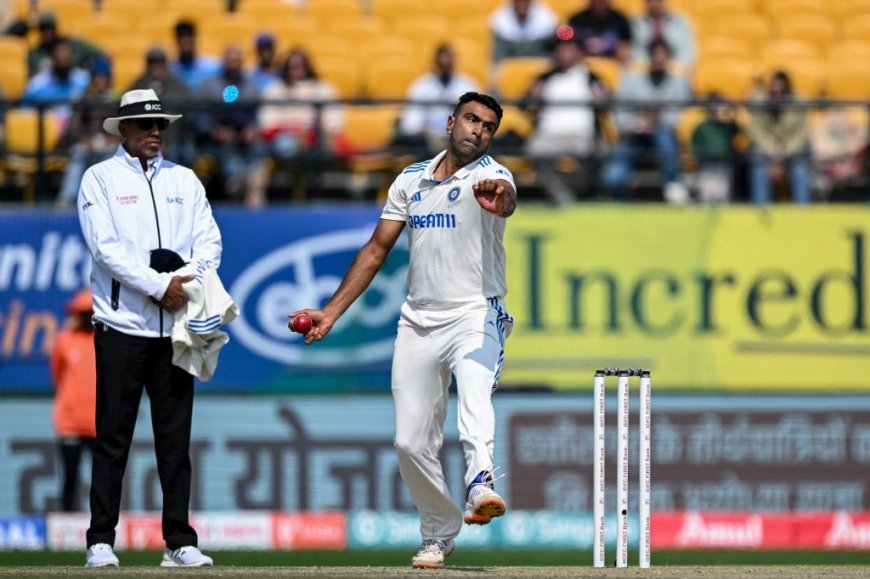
[78,145,222,338]
[381,151,515,317]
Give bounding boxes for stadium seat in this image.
[683,0,756,22]
[3,108,67,203]
[774,15,838,52]
[0,58,27,100]
[303,0,363,20]
[586,57,623,91]
[316,55,365,99]
[709,13,772,47]
[698,37,755,62]
[759,39,822,71]
[432,0,499,20]
[841,14,870,41]
[234,0,299,19]
[492,57,551,102]
[757,0,831,19]
[342,104,402,153]
[826,62,870,99]
[832,0,870,19]
[273,17,318,50]
[362,60,422,99]
[38,0,95,24]
[498,105,534,141]
[544,0,581,21]
[369,0,426,24]
[826,40,870,65]
[612,0,645,17]
[693,58,758,99]
[763,59,828,98]
[325,15,387,44]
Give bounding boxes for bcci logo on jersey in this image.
[229,228,409,366]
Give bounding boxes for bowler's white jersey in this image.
[381,150,516,310]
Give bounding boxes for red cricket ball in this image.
[289,313,313,334]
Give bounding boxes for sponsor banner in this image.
[502,205,870,390]
[3,395,870,516]
[0,516,45,550]
[653,511,870,550]
[0,207,407,393]
[271,512,347,550]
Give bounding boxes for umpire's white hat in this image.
[103,89,182,136]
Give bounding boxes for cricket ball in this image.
[289,313,313,334]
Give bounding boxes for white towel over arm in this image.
[171,260,239,381]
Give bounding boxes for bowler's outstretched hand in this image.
[473,179,516,217]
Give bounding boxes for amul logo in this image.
[229,228,408,365]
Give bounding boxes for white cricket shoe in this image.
[411,538,455,569]
[464,484,507,525]
[85,543,119,567]
[160,546,214,567]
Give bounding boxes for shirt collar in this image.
[422,150,485,182]
[114,144,164,174]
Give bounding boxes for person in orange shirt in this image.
[51,288,97,512]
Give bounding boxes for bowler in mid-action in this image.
[292,92,517,569]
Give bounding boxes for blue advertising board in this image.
[0,207,408,392]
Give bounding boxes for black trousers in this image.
[59,436,95,512]
[86,324,198,550]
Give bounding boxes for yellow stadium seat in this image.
[492,57,551,102]
[358,37,425,71]
[761,59,828,98]
[774,15,838,52]
[612,0,645,18]
[342,105,402,152]
[832,0,870,19]
[3,108,67,202]
[676,105,707,150]
[0,59,27,99]
[698,37,755,61]
[299,37,355,63]
[431,0,498,21]
[235,0,300,19]
[390,15,452,50]
[316,56,364,99]
[325,15,387,43]
[757,0,831,19]
[273,17,318,49]
[38,0,96,25]
[683,0,756,20]
[112,54,146,94]
[826,62,870,99]
[362,60,422,99]
[759,39,822,70]
[693,58,759,99]
[841,14,870,41]
[303,0,363,20]
[827,40,870,64]
[710,14,772,46]
[546,0,582,20]
[369,0,428,24]
[586,57,624,91]
[498,105,534,140]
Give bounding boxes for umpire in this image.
[77,89,221,568]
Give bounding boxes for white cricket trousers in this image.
[392,298,513,541]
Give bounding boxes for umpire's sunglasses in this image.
[134,118,170,131]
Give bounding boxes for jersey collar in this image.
[422,150,484,183]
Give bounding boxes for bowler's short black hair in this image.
[453,92,503,124]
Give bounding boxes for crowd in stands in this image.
[0,0,868,206]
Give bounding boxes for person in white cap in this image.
[77,89,221,568]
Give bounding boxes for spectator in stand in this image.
[196,44,268,206]
[490,0,560,63]
[811,105,869,199]
[524,28,608,204]
[257,47,344,201]
[22,38,91,126]
[170,20,221,90]
[249,32,280,92]
[630,0,695,70]
[51,288,97,512]
[396,43,481,157]
[601,38,692,203]
[27,11,105,77]
[747,70,811,205]
[128,46,193,165]
[691,93,742,203]
[567,0,633,63]
[57,57,120,207]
